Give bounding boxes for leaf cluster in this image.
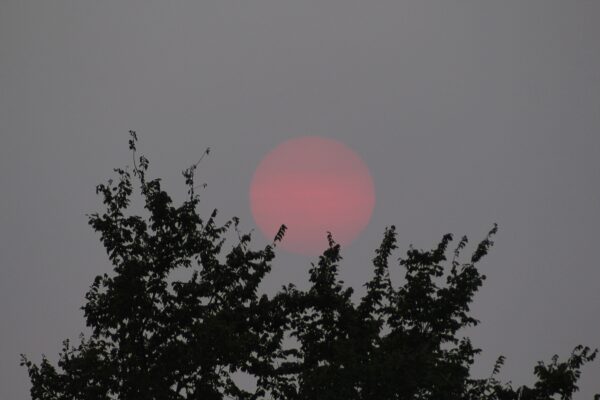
[22,133,597,400]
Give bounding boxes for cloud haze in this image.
[1,1,599,398]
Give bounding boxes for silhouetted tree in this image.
[22,133,597,399]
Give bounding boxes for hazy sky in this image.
[1,1,599,398]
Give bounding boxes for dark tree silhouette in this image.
[22,133,597,400]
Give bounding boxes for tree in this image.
[22,132,597,399]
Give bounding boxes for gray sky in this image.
[1,1,599,398]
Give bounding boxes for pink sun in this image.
[249,136,375,255]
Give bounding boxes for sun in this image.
[249,136,375,255]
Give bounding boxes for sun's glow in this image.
[250,136,375,255]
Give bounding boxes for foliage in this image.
[22,133,597,399]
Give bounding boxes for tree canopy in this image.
[22,132,597,400]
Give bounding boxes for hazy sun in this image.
[249,136,375,255]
